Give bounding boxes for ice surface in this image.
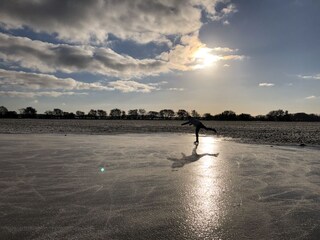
[0,134,319,239]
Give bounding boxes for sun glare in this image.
[193,47,220,69]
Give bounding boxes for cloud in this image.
[259,83,274,87]
[0,1,242,93]
[0,33,167,78]
[147,81,168,86]
[0,0,236,45]
[0,1,255,117]
[107,80,157,93]
[0,69,112,91]
[0,69,165,94]
[202,1,238,21]
[0,32,245,78]
[159,33,245,71]
[224,3,237,14]
[305,95,317,100]
[213,47,238,52]
[221,55,245,61]
[168,87,184,91]
[222,20,230,25]
[159,33,204,71]
[297,74,320,80]
[0,91,87,98]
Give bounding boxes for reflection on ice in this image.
[175,137,225,238]
[167,144,219,168]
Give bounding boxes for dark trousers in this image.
[195,123,216,142]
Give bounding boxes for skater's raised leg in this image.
[204,126,217,133]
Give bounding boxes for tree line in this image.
[0,106,319,122]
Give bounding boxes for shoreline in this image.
[1,119,319,146]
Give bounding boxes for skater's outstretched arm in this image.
[181,121,190,125]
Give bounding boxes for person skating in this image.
[181,116,217,144]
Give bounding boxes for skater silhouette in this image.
[182,116,217,144]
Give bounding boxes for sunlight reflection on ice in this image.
[183,136,223,237]
[198,135,218,168]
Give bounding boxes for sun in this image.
[193,47,220,69]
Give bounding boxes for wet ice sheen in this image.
[0,134,319,240]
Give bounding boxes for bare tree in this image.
[121,111,126,119]
[159,109,175,119]
[0,106,8,116]
[20,107,37,118]
[88,109,97,119]
[97,109,107,119]
[76,111,85,119]
[237,113,254,121]
[177,109,189,120]
[147,111,159,120]
[203,113,213,120]
[44,110,53,118]
[109,108,122,119]
[217,110,236,120]
[266,109,285,121]
[128,109,138,119]
[138,109,146,119]
[191,110,200,118]
[53,108,63,117]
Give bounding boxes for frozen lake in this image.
[0,134,319,239]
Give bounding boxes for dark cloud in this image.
[0,0,233,44]
[0,69,160,94]
[0,33,168,77]
[0,69,112,90]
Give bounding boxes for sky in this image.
[0,0,319,115]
